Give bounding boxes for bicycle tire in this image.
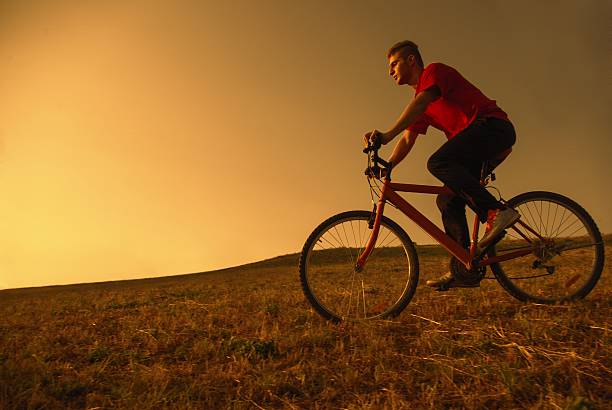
[299,210,419,322]
[489,191,604,303]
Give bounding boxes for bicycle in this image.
[299,140,605,323]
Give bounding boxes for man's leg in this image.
[426,178,481,288]
[426,118,515,223]
[436,191,470,250]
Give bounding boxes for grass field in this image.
[1,238,610,409]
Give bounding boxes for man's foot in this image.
[478,208,520,252]
[426,272,454,288]
[426,272,480,290]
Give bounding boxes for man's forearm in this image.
[388,131,417,165]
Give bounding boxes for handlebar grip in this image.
[371,136,382,150]
[363,140,382,154]
[363,131,382,153]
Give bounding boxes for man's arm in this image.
[380,86,440,144]
[388,130,418,166]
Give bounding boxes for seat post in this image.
[480,161,493,185]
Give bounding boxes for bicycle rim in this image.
[490,191,604,303]
[299,211,419,322]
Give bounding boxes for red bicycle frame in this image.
[355,178,544,271]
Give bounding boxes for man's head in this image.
[387,40,424,87]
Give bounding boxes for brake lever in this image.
[377,157,390,168]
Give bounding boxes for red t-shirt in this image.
[408,63,509,139]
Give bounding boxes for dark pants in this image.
[427,117,516,249]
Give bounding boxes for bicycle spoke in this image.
[536,201,544,236]
[317,236,338,250]
[331,226,347,248]
[345,268,356,319]
[326,226,344,248]
[554,216,581,239]
[380,235,400,248]
[559,241,602,252]
[341,222,358,264]
[521,203,538,238]
[358,219,366,250]
[361,280,367,318]
[545,200,551,238]
[565,224,587,239]
[315,238,336,250]
[365,226,398,263]
[332,225,355,264]
[352,220,369,266]
[551,202,560,238]
[350,220,358,255]
[551,207,569,238]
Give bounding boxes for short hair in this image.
[387,40,424,68]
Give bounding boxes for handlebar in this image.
[364,139,392,180]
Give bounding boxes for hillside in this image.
[1,241,610,409]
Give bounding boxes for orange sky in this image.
[1,0,610,289]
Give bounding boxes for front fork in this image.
[355,199,386,272]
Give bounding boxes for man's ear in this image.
[407,54,415,65]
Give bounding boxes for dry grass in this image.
[1,239,610,409]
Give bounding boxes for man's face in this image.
[388,53,413,86]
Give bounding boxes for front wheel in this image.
[490,191,605,303]
[299,211,419,322]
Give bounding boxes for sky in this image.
[1,0,610,289]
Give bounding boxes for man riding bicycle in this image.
[364,40,519,289]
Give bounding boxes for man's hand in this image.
[363,130,387,147]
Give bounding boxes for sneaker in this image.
[478,208,520,252]
[426,272,454,288]
[426,272,481,290]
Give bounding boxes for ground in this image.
[1,240,610,409]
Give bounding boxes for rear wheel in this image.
[490,191,604,303]
[299,211,419,322]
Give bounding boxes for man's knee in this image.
[436,192,454,211]
[427,152,446,176]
